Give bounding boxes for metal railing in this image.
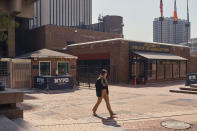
[77,65,116,88]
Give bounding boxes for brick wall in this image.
[26,26,46,52]
[190,55,197,73]
[31,58,77,88]
[67,40,189,84]
[170,46,190,60]
[24,25,122,53]
[170,45,190,73]
[67,40,130,83]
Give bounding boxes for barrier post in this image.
[134,76,137,86]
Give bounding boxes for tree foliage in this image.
[0,11,10,42]
[0,10,19,43]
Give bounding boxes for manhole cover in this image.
[161,120,191,130]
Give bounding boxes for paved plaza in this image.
[19,81,197,131]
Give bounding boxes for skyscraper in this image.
[29,0,92,29]
[153,17,191,44]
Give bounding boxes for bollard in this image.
[134,77,137,86]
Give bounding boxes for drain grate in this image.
[161,120,191,130]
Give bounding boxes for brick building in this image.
[18,49,78,88]
[17,25,123,55]
[66,38,190,84]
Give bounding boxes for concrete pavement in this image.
[18,81,197,131]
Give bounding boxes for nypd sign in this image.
[54,78,69,84]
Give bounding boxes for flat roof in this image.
[67,38,189,48]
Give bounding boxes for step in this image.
[0,115,25,131]
[0,90,24,105]
[190,84,197,88]
[170,90,197,95]
[13,118,41,131]
[180,87,197,91]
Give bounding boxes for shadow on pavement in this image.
[25,88,79,95]
[24,94,38,100]
[95,115,121,127]
[17,103,36,111]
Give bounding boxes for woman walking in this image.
[92,69,116,117]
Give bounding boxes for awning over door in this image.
[134,51,187,61]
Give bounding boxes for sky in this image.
[92,0,197,42]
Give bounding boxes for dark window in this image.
[39,62,51,76]
[58,62,69,75]
[0,62,8,76]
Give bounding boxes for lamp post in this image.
[159,17,164,43]
[186,0,190,45]
[173,21,177,44]
[186,22,190,45]
[159,0,164,43]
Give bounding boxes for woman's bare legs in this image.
[92,97,102,115]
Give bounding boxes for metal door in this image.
[12,59,31,89]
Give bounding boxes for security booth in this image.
[129,42,188,84]
[18,49,78,89]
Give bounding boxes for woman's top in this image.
[95,76,109,97]
[101,77,108,90]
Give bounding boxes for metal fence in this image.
[77,65,116,87]
[0,60,10,88]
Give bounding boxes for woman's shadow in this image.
[94,115,121,127]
